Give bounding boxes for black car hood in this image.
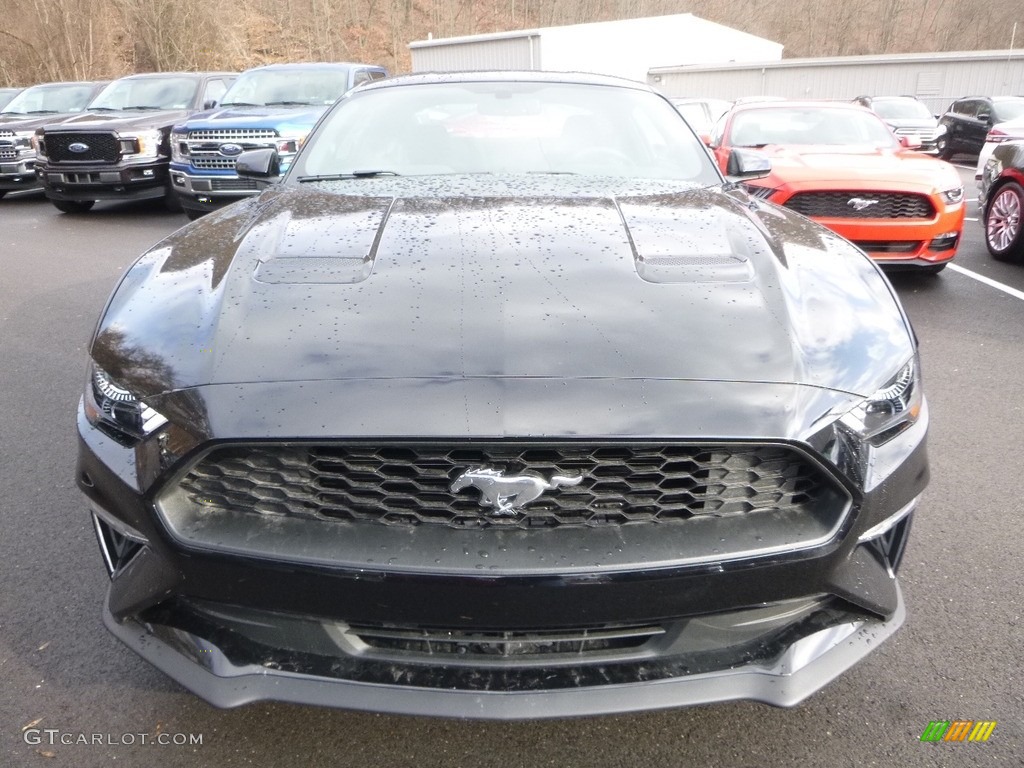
[0,112,86,131]
[93,177,914,401]
[47,109,191,132]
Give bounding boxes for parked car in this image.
[670,97,731,139]
[0,80,108,198]
[34,71,236,213]
[974,114,1024,188]
[936,96,1024,159]
[852,95,943,153]
[979,140,1024,261]
[0,88,22,110]
[709,100,965,273]
[169,62,386,219]
[78,71,928,719]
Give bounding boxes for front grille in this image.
[176,442,834,530]
[852,240,921,254]
[211,177,260,191]
[347,623,665,658]
[893,127,938,141]
[45,132,120,163]
[191,156,239,170]
[784,191,934,219]
[0,145,15,161]
[188,128,277,141]
[0,130,13,138]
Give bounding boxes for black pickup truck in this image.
[35,71,235,213]
[0,80,108,198]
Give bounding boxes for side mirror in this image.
[236,148,281,179]
[977,111,991,123]
[698,132,712,147]
[203,99,218,110]
[726,148,771,181]
[899,134,922,149]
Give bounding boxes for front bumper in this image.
[169,168,262,213]
[39,160,169,202]
[0,158,40,192]
[102,582,906,719]
[77,374,928,718]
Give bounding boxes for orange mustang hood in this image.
[757,145,962,191]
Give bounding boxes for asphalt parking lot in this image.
[0,163,1021,767]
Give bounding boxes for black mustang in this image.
[77,71,928,719]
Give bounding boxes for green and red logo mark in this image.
[920,720,997,742]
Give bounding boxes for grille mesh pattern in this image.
[177,443,833,529]
[191,156,239,170]
[0,146,15,161]
[45,132,119,162]
[188,129,277,140]
[784,191,934,219]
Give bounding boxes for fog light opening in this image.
[928,232,959,251]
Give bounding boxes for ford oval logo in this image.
[219,143,244,157]
[68,142,90,153]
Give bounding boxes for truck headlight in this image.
[83,364,168,443]
[170,131,188,162]
[13,130,34,153]
[119,129,163,159]
[842,357,923,446]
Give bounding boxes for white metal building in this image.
[648,50,1024,114]
[409,14,783,83]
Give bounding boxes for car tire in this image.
[935,135,952,160]
[52,199,95,214]
[984,182,1024,262]
[184,208,205,221]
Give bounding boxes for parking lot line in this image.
[948,263,1024,301]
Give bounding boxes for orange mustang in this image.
[710,101,965,273]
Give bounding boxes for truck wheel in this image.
[52,199,95,214]
[935,135,952,160]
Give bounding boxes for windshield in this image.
[870,99,933,120]
[221,69,352,107]
[993,98,1024,122]
[729,106,900,148]
[88,77,197,111]
[2,83,96,115]
[294,81,719,182]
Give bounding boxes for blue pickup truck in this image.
[169,62,387,218]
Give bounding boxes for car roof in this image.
[357,70,660,94]
[245,62,384,71]
[730,100,868,112]
[113,71,237,80]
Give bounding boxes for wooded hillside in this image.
[0,0,1021,86]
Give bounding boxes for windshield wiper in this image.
[220,101,263,107]
[23,109,60,114]
[297,171,401,182]
[122,105,166,111]
[88,106,120,111]
[265,100,313,107]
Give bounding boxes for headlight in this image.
[83,364,168,442]
[119,129,163,159]
[842,358,923,446]
[941,186,964,205]
[32,131,46,160]
[170,131,188,162]
[13,130,34,151]
[275,132,307,156]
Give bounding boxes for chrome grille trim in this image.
[187,128,277,140]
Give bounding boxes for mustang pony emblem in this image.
[450,468,583,516]
[847,197,879,211]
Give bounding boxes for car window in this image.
[871,99,932,120]
[2,84,97,115]
[728,106,899,148]
[992,99,1024,122]
[89,77,199,110]
[203,79,228,107]
[295,81,719,183]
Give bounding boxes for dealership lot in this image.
[1,163,1021,765]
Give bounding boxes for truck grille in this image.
[176,442,836,530]
[45,132,120,163]
[784,191,934,219]
[187,129,277,141]
[0,145,15,161]
[191,156,240,170]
